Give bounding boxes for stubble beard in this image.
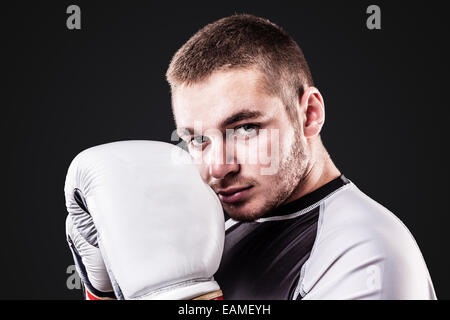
[231,124,310,222]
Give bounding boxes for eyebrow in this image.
[221,110,264,127]
[178,109,264,136]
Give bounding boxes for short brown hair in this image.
[166,14,314,122]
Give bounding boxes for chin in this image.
[224,201,266,222]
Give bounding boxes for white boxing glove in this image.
[64,141,225,300]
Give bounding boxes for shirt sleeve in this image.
[294,187,436,300]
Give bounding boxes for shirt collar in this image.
[260,175,350,218]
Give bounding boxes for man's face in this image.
[172,68,310,221]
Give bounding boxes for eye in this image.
[235,124,259,138]
[189,135,209,149]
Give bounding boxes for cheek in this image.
[195,162,208,182]
[232,129,282,174]
[232,134,269,168]
[257,129,275,168]
[280,126,297,156]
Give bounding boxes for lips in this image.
[217,186,253,204]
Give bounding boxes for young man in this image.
[166,14,436,299]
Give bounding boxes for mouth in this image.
[217,186,253,204]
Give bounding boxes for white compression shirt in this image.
[216,176,437,300]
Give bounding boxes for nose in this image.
[209,162,239,180]
[206,139,239,180]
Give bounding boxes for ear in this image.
[299,87,325,138]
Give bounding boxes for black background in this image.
[2,1,449,299]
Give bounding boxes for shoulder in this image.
[320,182,413,248]
[296,182,436,300]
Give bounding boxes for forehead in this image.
[172,68,279,129]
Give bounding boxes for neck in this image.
[284,138,341,204]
